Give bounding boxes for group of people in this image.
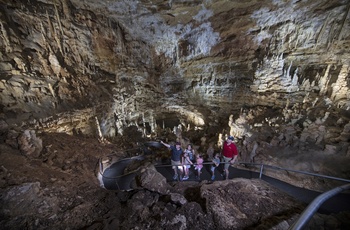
[160,141,202,180]
[160,135,238,181]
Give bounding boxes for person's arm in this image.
[214,159,219,167]
[230,144,238,164]
[230,155,237,164]
[188,156,193,165]
[160,141,170,148]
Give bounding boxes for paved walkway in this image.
[101,154,350,214]
[155,162,350,214]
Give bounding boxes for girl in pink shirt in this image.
[194,154,204,180]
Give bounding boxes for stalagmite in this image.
[319,64,331,96]
[48,83,56,98]
[0,21,12,52]
[95,116,104,141]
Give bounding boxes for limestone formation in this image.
[0,0,349,229]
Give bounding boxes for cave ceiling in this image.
[1,1,350,229]
[0,0,349,140]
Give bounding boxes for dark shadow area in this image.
[229,167,350,214]
[155,162,350,214]
[243,207,304,230]
[102,156,144,190]
[184,186,207,213]
[101,145,350,215]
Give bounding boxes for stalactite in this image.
[54,3,65,56]
[54,4,64,36]
[61,0,71,20]
[52,25,63,55]
[292,68,299,86]
[46,11,54,39]
[294,29,299,49]
[150,113,155,133]
[0,22,12,52]
[48,83,55,98]
[95,117,104,142]
[40,22,47,43]
[306,31,313,44]
[336,3,350,42]
[286,61,292,80]
[319,64,331,96]
[327,21,336,50]
[314,12,330,50]
[331,64,349,102]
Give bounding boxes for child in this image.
[182,152,193,180]
[184,144,195,162]
[210,153,220,180]
[194,154,204,180]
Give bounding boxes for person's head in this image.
[175,142,181,149]
[227,136,234,142]
[214,153,220,158]
[187,144,192,150]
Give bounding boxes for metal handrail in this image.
[155,161,350,184]
[289,183,350,230]
[98,148,350,229]
[98,155,145,179]
[155,160,350,229]
[237,161,350,183]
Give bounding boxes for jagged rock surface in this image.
[0,0,350,229]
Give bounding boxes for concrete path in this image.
[101,142,350,214]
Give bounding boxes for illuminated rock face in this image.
[0,1,349,181]
[0,1,350,229]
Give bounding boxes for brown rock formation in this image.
[0,0,350,229]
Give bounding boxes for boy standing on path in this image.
[161,141,183,180]
[221,136,238,180]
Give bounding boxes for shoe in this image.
[173,174,178,180]
[183,176,189,180]
[211,175,215,180]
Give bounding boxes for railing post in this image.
[259,164,264,179]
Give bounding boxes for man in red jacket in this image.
[221,136,238,180]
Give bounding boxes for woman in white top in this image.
[182,151,193,180]
[184,144,195,162]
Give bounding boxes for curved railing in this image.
[289,183,350,230]
[155,160,350,183]
[98,155,145,190]
[237,161,350,183]
[97,144,350,229]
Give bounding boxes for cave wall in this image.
[0,0,350,182]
